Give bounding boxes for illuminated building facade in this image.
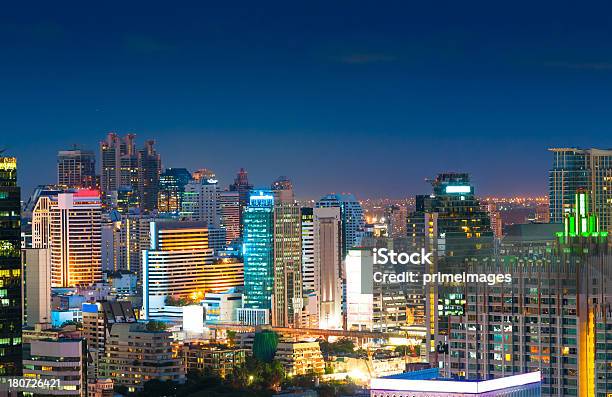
[101,212,152,279]
[183,342,247,378]
[158,168,191,217]
[100,322,185,392]
[142,221,214,319]
[447,192,611,397]
[316,193,365,258]
[182,177,221,227]
[33,190,102,287]
[313,207,342,329]
[229,168,253,233]
[219,191,240,244]
[57,148,96,189]
[0,156,22,375]
[22,324,88,396]
[99,132,138,203]
[271,177,303,327]
[242,190,275,319]
[549,147,612,232]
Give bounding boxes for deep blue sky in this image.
[2,1,612,199]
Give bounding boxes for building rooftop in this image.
[371,371,541,394]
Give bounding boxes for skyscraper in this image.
[137,140,161,213]
[158,168,192,217]
[300,207,315,293]
[313,207,342,329]
[316,193,365,258]
[271,177,302,327]
[229,168,253,234]
[57,147,96,189]
[447,191,611,397]
[549,147,612,231]
[0,156,22,375]
[219,191,240,244]
[33,190,102,287]
[407,173,493,354]
[182,177,221,227]
[99,132,137,201]
[241,190,275,325]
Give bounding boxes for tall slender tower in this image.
[0,156,22,375]
[229,168,253,235]
[271,177,302,327]
[137,140,161,213]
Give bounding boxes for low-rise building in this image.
[100,322,185,392]
[22,323,87,396]
[183,342,248,377]
[275,341,324,376]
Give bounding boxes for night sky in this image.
[2,1,612,199]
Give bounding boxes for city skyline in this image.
[3,2,612,198]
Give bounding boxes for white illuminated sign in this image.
[445,185,471,193]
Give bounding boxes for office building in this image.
[0,156,22,375]
[101,211,152,278]
[99,132,138,202]
[142,221,214,319]
[57,147,96,189]
[82,301,137,381]
[182,177,221,227]
[300,208,315,293]
[549,147,612,231]
[22,323,88,396]
[100,322,185,392]
[229,168,253,234]
[242,190,275,321]
[407,173,493,352]
[183,342,247,377]
[271,177,303,328]
[137,139,161,213]
[22,248,51,326]
[219,191,240,244]
[447,191,610,397]
[384,204,407,238]
[158,168,192,217]
[203,257,244,293]
[33,190,102,287]
[88,379,114,397]
[370,370,541,397]
[316,193,365,258]
[313,207,342,329]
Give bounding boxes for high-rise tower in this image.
[549,147,612,232]
[0,156,22,375]
[33,190,102,287]
[57,147,96,189]
[137,140,161,213]
[316,193,365,258]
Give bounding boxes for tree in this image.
[146,320,168,331]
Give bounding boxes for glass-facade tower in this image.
[0,156,21,375]
[549,147,612,232]
[243,190,275,311]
